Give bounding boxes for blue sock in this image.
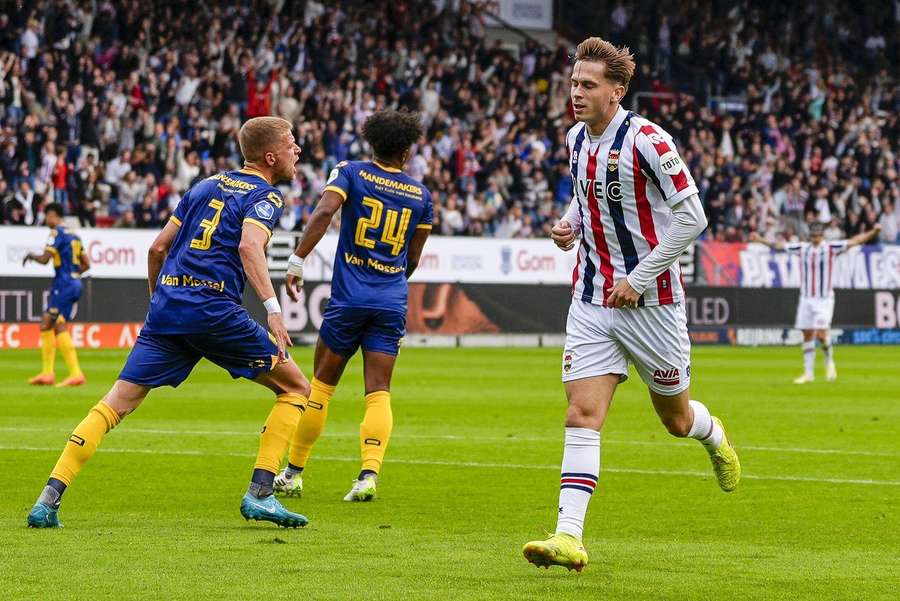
[248,468,275,498]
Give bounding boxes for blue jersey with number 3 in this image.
[325,160,433,311]
[142,168,284,334]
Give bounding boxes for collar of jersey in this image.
[373,160,402,173]
[238,167,272,183]
[585,105,628,146]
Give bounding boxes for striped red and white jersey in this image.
[567,106,698,307]
[784,240,848,298]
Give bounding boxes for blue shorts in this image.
[319,305,406,357]
[46,280,82,322]
[119,318,282,388]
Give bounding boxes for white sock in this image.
[555,427,600,540]
[802,341,815,376]
[687,400,724,452]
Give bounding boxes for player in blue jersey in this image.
[27,117,312,529]
[22,202,90,387]
[273,109,432,501]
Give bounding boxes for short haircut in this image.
[238,116,293,162]
[809,223,825,235]
[362,109,423,162]
[574,37,636,92]
[45,202,64,217]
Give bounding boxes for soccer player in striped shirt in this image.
[522,37,740,572]
[750,223,881,383]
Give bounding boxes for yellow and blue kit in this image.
[44,226,84,322]
[319,160,433,357]
[119,168,285,387]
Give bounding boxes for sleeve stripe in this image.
[638,124,690,193]
[323,185,348,201]
[169,216,182,226]
[416,223,433,230]
[243,218,272,238]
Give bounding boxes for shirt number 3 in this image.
[190,199,225,250]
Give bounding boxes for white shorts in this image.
[562,298,692,395]
[795,297,834,330]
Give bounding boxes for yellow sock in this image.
[360,390,393,474]
[56,331,83,377]
[254,393,307,474]
[40,330,56,375]
[50,402,121,486]
[288,378,335,468]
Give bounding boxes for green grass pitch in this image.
[1,346,898,600]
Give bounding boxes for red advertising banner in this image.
[0,323,143,349]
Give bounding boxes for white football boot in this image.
[273,470,303,497]
[343,474,377,502]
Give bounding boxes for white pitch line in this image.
[0,444,898,487]
[0,426,897,458]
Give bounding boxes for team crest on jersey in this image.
[254,201,274,220]
[607,150,619,172]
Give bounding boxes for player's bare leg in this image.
[341,350,397,502]
[816,328,837,381]
[523,374,617,572]
[240,358,310,528]
[27,380,150,527]
[29,312,58,385]
[795,329,816,384]
[650,388,740,492]
[275,340,348,496]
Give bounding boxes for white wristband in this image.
[286,253,304,276]
[263,296,281,314]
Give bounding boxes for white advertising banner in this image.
[1,226,578,284]
[484,0,554,30]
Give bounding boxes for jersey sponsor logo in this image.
[255,201,274,220]
[652,368,680,386]
[606,181,623,202]
[646,132,667,145]
[607,149,619,172]
[659,151,682,175]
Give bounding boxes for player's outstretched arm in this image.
[748,231,786,250]
[611,194,708,308]
[846,223,881,248]
[285,189,344,302]
[147,220,180,295]
[22,250,52,266]
[406,227,431,279]
[239,223,292,360]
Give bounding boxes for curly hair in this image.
[362,109,423,162]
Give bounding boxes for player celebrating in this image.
[750,223,881,383]
[521,38,740,572]
[27,117,311,529]
[273,109,432,502]
[22,203,90,387]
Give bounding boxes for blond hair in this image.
[574,37,636,92]
[238,116,293,162]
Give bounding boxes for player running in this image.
[22,202,90,387]
[750,223,881,383]
[27,117,311,529]
[273,109,432,502]
[522,38,740,572]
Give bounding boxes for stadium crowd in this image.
[0,0,897,243]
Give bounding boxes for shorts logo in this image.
[563,352,573,373]
[659,151,682,176]
[248,359,267,368]
[607,150,619,172]
[685,365,691,378]
[254,201,274,220]
[652,368,680,386]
